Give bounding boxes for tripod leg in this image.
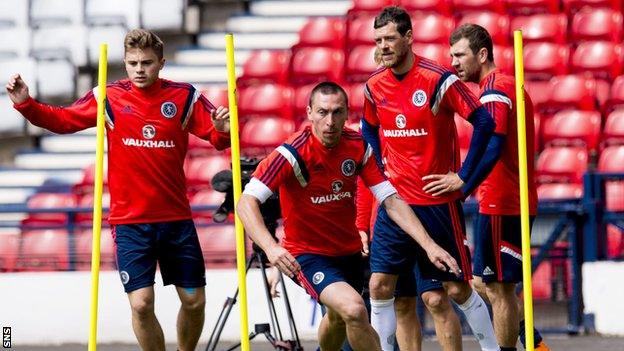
[279,274,304,350]
[258,252,284,340]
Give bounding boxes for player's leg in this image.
[114,223,164,350]
[369,272,398,351]
[485,282,519,350]
[318,307,347,351]
[158,220,207,351]
[320,281,381,351]
[394,296,421,351]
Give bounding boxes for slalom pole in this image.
[88,43,107,351]
[514,30,535,351]
[225,33,250,351]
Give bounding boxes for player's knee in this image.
[421,290,450,314]
[486,282,516,303]
[472,279,487,297]
[394,296,416,317]
[369,276,394,299]
[130,296,155,318]
[340,300,369,326]
[445,282,472,304]
[180,290,206,312]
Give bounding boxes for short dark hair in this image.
[449,23,494,62]
[124,29,164,60]
[374,6,412,36]
[308,81,349,108]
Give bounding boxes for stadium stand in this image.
[603,109,624,146]
[17,229,69,271]
[238,49,291,85]
[458,12,510,45]
[0,229,20,272]
[535,146,589,184]
[74,227,116,270]
[509,13,568,43]
[523,42,570,80]
[571,41,624,80]
[541,110,602,152]
[346,45,379,82]
[237,83,294,120]
[505,0,561,15]
[410,13,455,43]
[570,7,623,43]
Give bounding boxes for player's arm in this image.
[186,90,231,150]
[355,177,373,256]
[361,83,385,171]
[7,74,97,134]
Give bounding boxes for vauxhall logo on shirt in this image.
[310,180,352,204]
[121,125,176,148]
[382,114,429,138]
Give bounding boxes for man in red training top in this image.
[6,29,230,351]
[237,82,460,351]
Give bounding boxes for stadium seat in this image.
[347,15,375,48]
[524,80,551,111]
[87,24,127,64]
[348,0,395,16]
[604,75,624,113]
[36,58,76,99]
[346,45,379,82]
[74,228,116,270]
[411,43,449,68]
[542,110,602,151]
[603,109,624,146]
[32,24,88,67]
[0,0,29,27]
[347,82,367,119]
[74,192,111,226]
[458,12,510,45]
[607,225,623,258]
[571,41,624,80]
[0,58,38,97]
[543,75,598,113]
[85,0,140,28]
[597,145,624,211]
[530,259,552,300]
[493,45,514,74]
[536,146,588,184]
[31,0,84,26]
[400,0,452,15]
[563,0,622,14]
[190,189,225,223]
[451,0,505,14]
[523,43,570,80]
[571,8,623,43]
[289,47,345,85]
[238,84,294,120]
[200,86,228,108]
[22,193,78,227]
[239,49,291,85]
[0,229,20,272]
[196,225,237,268]
[533,112,542,151]
[293,83,317,122]
[537,183,584,200]
[295,17,346,50]
[0,27,31,59]
[184,155,232,190]
[510,14,568,44]
[141,0,184,31]
[411,14,455,44]
[17,229,69,271]
[505,0,561,15]
[0,94,26,134]
[240,117,296,148]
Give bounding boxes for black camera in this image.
[211,158,281,236]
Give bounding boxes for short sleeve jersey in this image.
[244,127,395,257]
[477,70,538,215]
[363,55,482,205]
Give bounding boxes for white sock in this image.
[457,290,500,351]
[370,298,396,351]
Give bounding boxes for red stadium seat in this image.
[196,225,237,268]
[537,183,584,200]
[413,43,451,68]
[571,8,623,43]
[451,0,505,14]
[22,193,78,227]
[184,155,232,190]
[349,0,395,15]
[289,47,345,85]
[607,225,624,258]
[524,80,551,111]
[240,117,295,148]
[200,86,228,109]
[0,230,20,272]
[571,41,624,80]
[17,229,69,271]
[533,112,542,151]
[73,163,109,195]
[604,75,624,112]
[238,84,294,120]
[563,0,622,14]
[74,228,116,271]
[411,14,455,44]
[293,83,317,122]
[543,75,598,113]
[400,0,452,14]
[347,82,367,120]
[505,0,561,15]
[598,145,624,211]
[458,12,510,45]
[295,17,346,50]
[536,146,588,184]
[523,42,570,80]
[346,45,380,82]
[542,110,602,151]
[493,45,514,74]
[603,109,624,146]
[190,189,225,224]
[454,114,473,150]
[347,15,376,48]
[510,14,568,44]
[530,259,552,300]
[238,50,291,86]
[75,192,111,226]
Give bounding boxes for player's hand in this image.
[422,171,465,197]
[211,106,230,133]
[266,245,300,278]
[5,74,30,105]
[425,243,461,277]
[359,230,370,257]
[267,266,282,298]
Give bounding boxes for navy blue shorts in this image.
[370,200,472,289]
[474,214,535,283]
[295,253,365,301]
[113,219,206,293]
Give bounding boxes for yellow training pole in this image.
[88,43,107,351]
[225,33,250,351]
[514,30,535,351]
